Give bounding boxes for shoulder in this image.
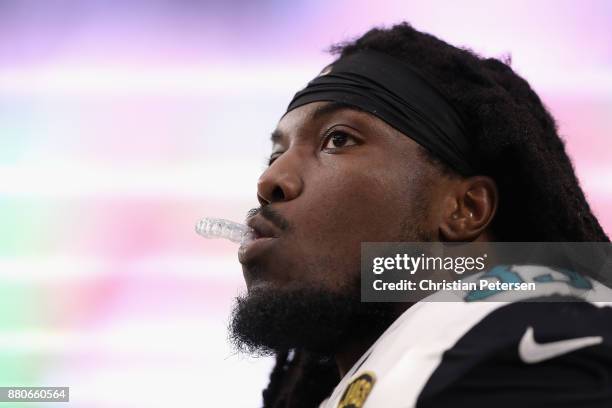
[416,300,612,407]
[326,265,612,407]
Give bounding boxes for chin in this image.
[246,279,277,292]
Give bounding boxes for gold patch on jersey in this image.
[337,371,376,408]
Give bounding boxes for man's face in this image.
[239,101,445,293]
[231,101,450,354]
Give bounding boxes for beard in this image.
[229,280,399,356]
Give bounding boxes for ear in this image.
[439,176,498,241]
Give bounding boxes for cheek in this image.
[276,151,438,289]
[285,169,418,289]
[296,162,430,260]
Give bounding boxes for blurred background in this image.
[0,0,610,406]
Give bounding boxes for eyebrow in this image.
[270,102,365,144]
[270,129,285,144]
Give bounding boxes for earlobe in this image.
[439,176,498,242]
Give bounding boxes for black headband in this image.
[286,51,475,175]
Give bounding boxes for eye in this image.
[322,130,358,151]
[267,152,284,166]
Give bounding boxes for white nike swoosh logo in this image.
[519,326,603,364]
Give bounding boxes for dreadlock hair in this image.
[261,22,610,408]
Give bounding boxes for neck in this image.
[334,332,379,378]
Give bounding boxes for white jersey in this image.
[320,265,612,408]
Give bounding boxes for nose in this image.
[257,156,303,206]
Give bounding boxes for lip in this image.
[238,236,278,264]
[237,214,281,264]
[247,214,281,240]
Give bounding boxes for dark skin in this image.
[239,101,498,378]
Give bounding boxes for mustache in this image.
[246,206,290,231]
